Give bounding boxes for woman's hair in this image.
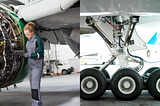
[23,22,35,32]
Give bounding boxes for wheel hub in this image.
[86,81,94,88]
[123,81,131,89]
[81,76,98,94]
[118,76,136,94]
[156,78,160,93]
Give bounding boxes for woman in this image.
[23,22,44,106]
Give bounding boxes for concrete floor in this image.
[80,90,160,106]
[0,73,80,106]
[1,69,160,106]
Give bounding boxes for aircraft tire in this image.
[80,68,107,100]
[146,69,160,99]
[143,67,159,77]
[111,68,143,100]
[92,67,110,79]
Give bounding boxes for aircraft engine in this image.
[0,8,28,88]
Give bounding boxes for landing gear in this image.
[80,15,160,100]
[111,68,143,100]
[92,67,110,79]
[146,69,160,99]
[80,66,160,100]
[143,67,159,78]
[80,68,107,99]
[143,67,160,86]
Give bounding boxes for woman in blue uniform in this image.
[23,22,44,106]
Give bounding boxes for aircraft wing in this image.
[80,0,160,33]
[2,0,80,57]
[32,2,80,57]
[0,0,24,5]
[80,0,160,16]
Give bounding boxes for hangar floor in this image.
[80,90,160,106]
[0,73,80,106]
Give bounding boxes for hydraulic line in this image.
[1,57,15,85]
[0,27,16,84]
[105,19,121,31]
[0,13,17,40]
[0,13,12,37]
[127,48,144,72]
[127,48,160,64]
[0,13,21,52]
[4,12,23,44]
[0,25,6,78]
[119,36,123,48]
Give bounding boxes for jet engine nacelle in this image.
[0,5,29,88]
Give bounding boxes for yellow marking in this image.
[0,49,2,53]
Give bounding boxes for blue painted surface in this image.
[147,32,160,45]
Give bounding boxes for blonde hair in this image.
[23,22,35,32]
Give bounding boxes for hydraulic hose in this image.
[127,48,160,63]
[0,25,6,78]
[0,13,12,37]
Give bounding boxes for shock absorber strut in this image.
[86,16,113,48]
[124,16,140,45]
